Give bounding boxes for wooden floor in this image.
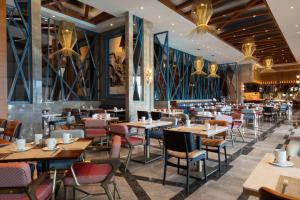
[56,110,299,200]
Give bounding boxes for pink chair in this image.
[84,118,107,146]
[109,124,144,172]
[63,135,122,200]
[0,162,55,200]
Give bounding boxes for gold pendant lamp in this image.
[261,56,275,73]
[191,57,207,76]
[189,0,216,36]
[208,62,220,78]
[241,38,256,61]
[51,21,80,58]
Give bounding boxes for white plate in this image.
[11,147,31,152]
[62,139,75,144]
[42,147,59,151]
[270,161,294,167]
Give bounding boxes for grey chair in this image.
[50,129,85,138]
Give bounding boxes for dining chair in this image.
[259,187,300,200]
[231,113,245,142]
[63,135,122,200]
[137,111,149,120]
[263,106,277,122]
[0,162,56,200]
[0,119,7,128]
[202,120,228,175]
[109,124,144,172]
[62,108,72,117]
[163,130,207,194]
[3,120,22,142]
[279,104,288,119]
[150,111,162,121]
[242,109,257,127]
[84,118,108,146]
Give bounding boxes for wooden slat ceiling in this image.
[159,0,296,65]
[42,0,114,25]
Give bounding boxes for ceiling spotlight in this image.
[158,16,161,19]
[296,25,299,28]
[243,28,246,31]
[140,6,144,10]
[265,29,269,32]
[171,23,175,26]
[253,15,256,18]
[297,32,300,34]
[268,37,271,40]
[110,23,114,27]
[290,6,294,9]
[52,15,55,18]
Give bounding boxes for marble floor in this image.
[57,110,300,200]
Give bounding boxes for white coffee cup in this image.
[205,123,211,130]
[274,149,287,163]
[47,138,57,150]
[34,134,43,145]
[106,114,111,120]
[141,116,146,122]
[63,133,72,144]
[186,120,191,127]
[16,139,26,150]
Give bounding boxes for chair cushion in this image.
[167,149,206,159]
[85,129,107,138]
[0,179,52,200]
[0,163,31,187]
[149,130,164,139]
[63,163,112,186]
[121,136,144,147]
[202,138,226,147]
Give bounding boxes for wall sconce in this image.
[145,69,153,84]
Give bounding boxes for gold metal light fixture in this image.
[51,21,80,58]
[191,57,207,76]
[145,69,153,84]
[241,38,256,61]
[261,56,275,73]
[208,62,220,78]
[189,0,216,36]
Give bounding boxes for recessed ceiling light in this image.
[110,23,114,27]
[296,25,299,28]
[282,50,284,51]
[265,29,268,32]
[253,15,256,18]
[158,16,161,19]
[243,28,246,31]
[171,23,175,26]
[140,6,144,10]
[52,15,55,18]
[290,6,294,9]
[233,35,236,37]
[268,37,271,40]
[297,32,300,34]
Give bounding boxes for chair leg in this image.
[103,184,114,200]
[125,148,133,172]
[224,146,228,163]
[163,154,167,185]
[238,128,245,142]
[177,158,180,174]
[186,160,190,194]
[230,131,234,147]
[114,182,121,199]
[217,147,221,175]
[203,159,207,182]
[206,146,208,159]
[72,186,76,200]
[64,186,68,200]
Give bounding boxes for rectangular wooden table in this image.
[122,120,173,164]
[243,153,300,197]
[0,138,92,170]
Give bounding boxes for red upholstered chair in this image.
[84,118,107,146]
[0,162,55,200]
[3,120,22,142]
[0,119,7,128]
[63,135,122,200]
[109,124,144,172]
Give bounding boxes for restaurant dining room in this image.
[1,0,300,199]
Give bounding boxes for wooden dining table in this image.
[0,138,92,170]
[122,120,173,164]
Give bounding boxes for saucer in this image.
[42,147,59,151]
[270,161,294,167]
[62,139,75,144]
[11,147,31,152]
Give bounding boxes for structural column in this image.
[0,0,7,118]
